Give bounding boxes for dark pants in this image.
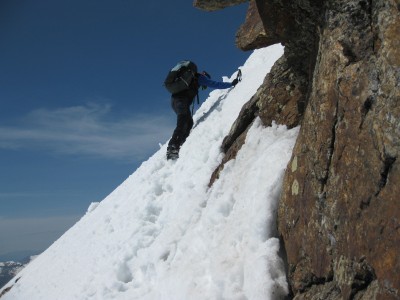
[168,95,194,150]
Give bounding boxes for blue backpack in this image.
[164,61,198,94]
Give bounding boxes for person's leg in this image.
[179,113,193,147]
[167,97,193,159]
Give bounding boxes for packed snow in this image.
[1,44,300,300]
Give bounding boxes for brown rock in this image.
[256,54,307,128]
[278,0,400,298]
[235,0,272,51]
[254,0,323,77]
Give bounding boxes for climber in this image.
[164,61,241,160]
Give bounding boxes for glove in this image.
[231,78,239,87]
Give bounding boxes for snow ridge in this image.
[1,44,299,300]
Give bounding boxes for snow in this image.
[1,44,299,300]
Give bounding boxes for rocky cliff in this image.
[195,0,400,299]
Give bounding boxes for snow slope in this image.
[1,44,300,300]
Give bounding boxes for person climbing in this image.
[164,60,240,160]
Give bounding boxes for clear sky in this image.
[0,0,249,259]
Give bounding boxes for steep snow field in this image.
[1,44,300,300]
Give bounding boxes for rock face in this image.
[235,0,270,51]
[197,0,400,298]
[278,1,400,299]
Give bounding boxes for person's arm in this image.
[197,74,233,89]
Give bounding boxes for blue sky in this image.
[0,0,249,259]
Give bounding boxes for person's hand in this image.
[231,78,239,87]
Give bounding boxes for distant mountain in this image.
[0,256,38,290]
[0,261,24,289]
[0,250,39,263]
